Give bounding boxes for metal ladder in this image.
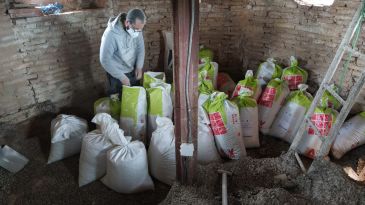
[290,3,365,160]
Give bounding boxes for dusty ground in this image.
[0,110,170,205]
[162,136,365,205]
[1,109,365,205]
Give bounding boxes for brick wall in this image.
[1,0,365,123]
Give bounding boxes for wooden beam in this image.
[173,0,199,185]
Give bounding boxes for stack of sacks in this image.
[197,71,221,164]
[48,114,88,164]
[199,59,219,89]
[232,70,262,100]
[99,114,154,193]
[297,107,338,159]
[203,91,246,159]
[94,94,120,120]
[331,112,365,159]
[148,117,176,185]
[120,86,147,143]
[270,84,313,143]
[79,113,115,187]
[256,58,282,87]
[319,84,342,110]
[281,56,308,90]
[232,88,260,148]
[258,78,290,135]
[217,73,236,97]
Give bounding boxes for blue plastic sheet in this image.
[40,2,63,15]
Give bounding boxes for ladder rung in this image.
[344,46,365,60]
[306,118,321,136]
[324,84,346,105]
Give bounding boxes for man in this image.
[100,9,146,95]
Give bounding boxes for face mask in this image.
[126,27,139,38]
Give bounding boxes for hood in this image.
[107,13,127,35]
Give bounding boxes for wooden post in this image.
[173,0,199,185]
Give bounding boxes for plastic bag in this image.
[78,130,112,187]
[270,84,313,143]
[232,70,262,100]
[232,89,259,148]
[147,82,173,142]
[217,73,236,97]
[331,112,365,159]
[256,58,282,87]
[296,107,338,159]
[258,78,290,135]
[94,94,120,120]
[101,117,154,193]
[0,145,29,173]
[120,86,147,143]
[199,61,219,89]
[319,84,341,110]
[48,114,88,164]
[143,72,166,89]
[148,117,176,185]
[281,56,308,90]
[203,92,246,159]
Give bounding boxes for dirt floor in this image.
[1,110,365,205]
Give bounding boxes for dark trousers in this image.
[107,71,139,96]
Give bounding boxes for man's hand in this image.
[120,77,130,86]
[135,69,143,80]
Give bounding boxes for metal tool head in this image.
[218,169,232,175]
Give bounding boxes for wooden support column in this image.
[173,0,199,185]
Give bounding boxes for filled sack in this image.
[94,94,120,120]
[78,113,114,187]
[48,114,88,164]
[203,92,246,159]
[120,86,147,143]
[319,84,341,110]
[256,58,282,87]
[258,78,290,135]
[281,56,308,90]
[232,70,262,100]
[331,112,365,159]
[147,82,173,142]
[296,107,337,159]
[199,60,219,89]
[143,72,166,89]
[148,117,176,185]
[232,89,259,148]
[270,84,313,143]
[101,121,154,193]
[199,45,214,63]
[217,72,236,97]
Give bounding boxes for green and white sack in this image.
[143,72,166,89]
[120,86,147,143]
[94,94,120,120]
[319,84,341,110]
[297,107,338,159]
[270,84,313,143]
[199,60,218,89]
[232,70,262,100]
[256,58,282,87]
[281,56,308,90]
[331,112,365,159]
[203,92,246,159]
[232,89,259,148]
[147,82,173,142]
[199,45,214,63]
[258,78,290,135]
